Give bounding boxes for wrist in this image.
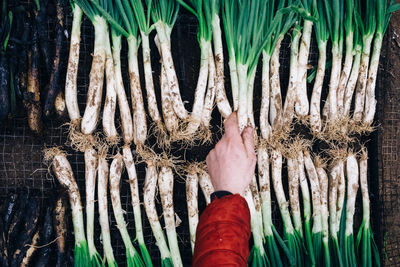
[211,190,232,201]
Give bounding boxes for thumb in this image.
[241,127,256,158]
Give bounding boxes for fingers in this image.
[224,112,241,140]
[241,126,256,159]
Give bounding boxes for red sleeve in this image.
[193,194,251,267]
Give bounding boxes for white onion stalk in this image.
[325,41,342,123]
[109,155,145,267]
[102,32,118,144]
[271,149,301,266]
[143,163,173,266]
[363,32,382,125]
[155,35,179,134]
[159,166,183,267]
[269,37,283,128]
[212,13,231,118]
[357,148,380,266]
[122,146,152,266]
[353,35,374,122]
[314,156,330,266]
[154,22,188,120]
[364,1,400,125]
[97,149,117,267]
[282,26,301,127]
[44,148,91,267]
[160,62,179,134]
[309,40,327,134]
[65,6,83,125]
[142,33,164,130]
[286,157,303,238]
[186,39,210,135]
[343,44,362,117]
[298,150,314,265]
[260,51,272,140]
[294,20,313,117]
[127,36,147,146]
[258,146,290,266]
[246,70,257,128]
[131,0,166,141]
[304,150,323,263]
[81,16,107,135]
[237,63,249,131]
[323,1,343,124]
[258,147,273,237]
[328,161,343,266]
[249,174,263,240]
[336,159,346,231]
[84,148,102,265]
[201,46,216,128]
[186,170,199,254]
[228,50,239,110]
[343,153,359,266]
[337,1,355,115]
[243,187,267,263]
[198,169,214,205]
[112,33,134,145]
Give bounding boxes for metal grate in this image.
[0,1,392,267]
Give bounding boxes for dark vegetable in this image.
[0,9,12,121]
[24,17,43,134]
[44,0,65,117]
[15,12,30,100]
[0,205,7,267]
[34,204,53,267]
[19,230,39,267]
[53,194,67,267]
[34,0,50,74]
[7,192,29,254]
[3,193,18,234]
[54,91,67,118]
[0,55,9,121]
[10,196,41,267]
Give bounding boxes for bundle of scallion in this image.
[44,148,91,267]
[150,0,187,126]
[221,1,300,265]
[321,0,344,133]
[109,154,145,267]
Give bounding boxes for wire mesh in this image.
[0,1,389,267]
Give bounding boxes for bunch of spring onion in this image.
[321,0,344,132]
[185,165,199,254]
[150,0,187,129]
[363,0,400,126]
[131,0,167,141]
[314,156,330,266]
[342,152,359,267]
[209,0,231,119]
[90,0,147,147]
[293,0,317,119]
[109,154,145,267]
[65,3,83,127]
[309,0,329,134]
[356,147,380,267]
[44,148,91,267]
[143,161,173,267]
[96,144,118,267]
[221,0,295,265]
[177,0,216,139]
[257,2,302,267]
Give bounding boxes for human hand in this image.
[206,112,256,195]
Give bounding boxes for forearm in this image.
[193,194,251,266]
